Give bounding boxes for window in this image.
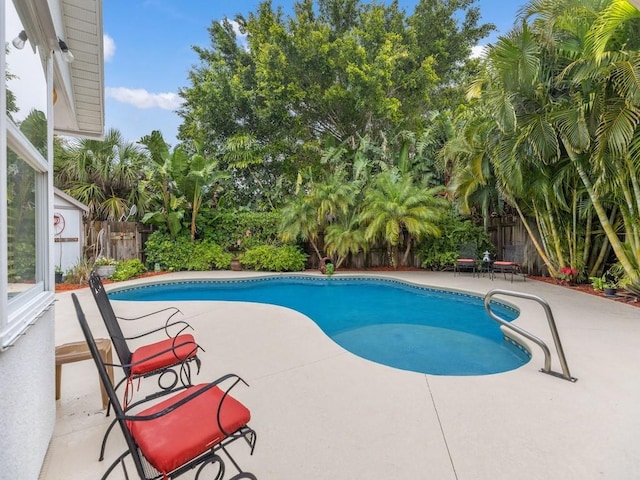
[7,144,38,296]
[1,0,54,349]
[6,122,47,296]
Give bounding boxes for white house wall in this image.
[2,0,103,477]
[0,309,55,479]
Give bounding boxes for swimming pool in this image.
[109,276,530,376]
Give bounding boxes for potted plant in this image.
[603,282,618,297]
[325,262,335,276]
[320,257,334,275]
[590,275,618,296]
[94,256,118,279]
[55,265,64,284]
[230,257,242,271]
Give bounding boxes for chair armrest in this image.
[120,320,193,341]
[117,306,182,322]
[117,307,191,338]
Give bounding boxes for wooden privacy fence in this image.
[85,221,153,263]
[486,215,546,275]
[306,215,547,275]
[87,217,547,275]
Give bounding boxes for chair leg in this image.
[100,451,131,480]
[99,418,119,461]
[55,364,62,400]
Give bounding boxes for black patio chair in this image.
[492,244,525,282]
[453,242,478,277]
[88,272,204,459]
[71,294,257,480]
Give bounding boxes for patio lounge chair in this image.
[88,272,204,459]
[492,244,525,282]
[88,272,202,393]
[71,294,257,480]
[454,242,477,277]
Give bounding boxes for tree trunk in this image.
[574,160,639,283]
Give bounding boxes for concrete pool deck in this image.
[41,271,640,480]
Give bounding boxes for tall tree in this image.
[178,0,493,200]
[454,0,640,283]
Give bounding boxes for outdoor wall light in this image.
[58,38,74,63]
[12,30,28,49]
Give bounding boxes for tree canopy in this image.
[178,0,493,206]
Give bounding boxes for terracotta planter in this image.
[230,258,242,271]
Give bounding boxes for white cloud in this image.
[103,34,116,62]
[470,45,488,59]
[106,87,182,110]
[227,19,248,50]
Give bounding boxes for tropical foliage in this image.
[178,0,492,207]
[51,0,640,284]
[239,245,308,271]
[55,128,147,222]
[144,232,234,271]
[445,0,640,283]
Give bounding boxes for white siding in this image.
[0,310,56,479]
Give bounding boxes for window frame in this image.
[0,26,54,350]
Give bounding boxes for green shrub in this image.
[240,245,307,272]
[197,209,283,249]
[144,232,193,271]
[186,240,234,270]
[416,211,493,270]
[144,232,233,271]
[111,259,147,281]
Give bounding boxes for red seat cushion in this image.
[130,334,198,376]
[128,383,251,475]
[493,261,516,266]
[456,258,476,263]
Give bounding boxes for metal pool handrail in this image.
[484,289,577,383]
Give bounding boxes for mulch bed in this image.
[55,271,170,293]
[528,275,639,308]
[55,268,639,308]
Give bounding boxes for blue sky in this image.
[102,0,526,147]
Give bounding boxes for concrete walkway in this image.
[40,271,640,480]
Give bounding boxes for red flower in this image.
[559,266,578,282]
[560,266,578,276]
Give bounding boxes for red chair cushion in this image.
[456,258,476,263]
[493,261,516,266]
[128,383,251,475]
[130,334,198,375]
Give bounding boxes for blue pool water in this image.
[109,276,530,376]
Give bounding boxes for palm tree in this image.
[279,196,324,261]
[323,217,367,269]
[360,171,448,267]
[280,171,359,263]
[456,0,640,282]
[529,0,640,282]
[55,128,147,222]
